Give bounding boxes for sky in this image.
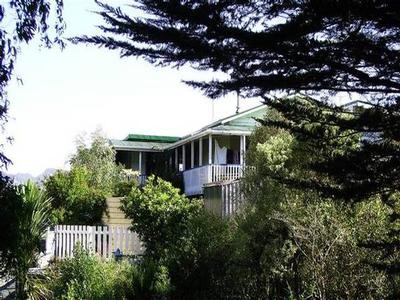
[3,0,261,176]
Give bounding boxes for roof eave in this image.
[113,146,163,152]
[163,129,253,150]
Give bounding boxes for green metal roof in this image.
[124,134,180,143]
[109,139,166,151]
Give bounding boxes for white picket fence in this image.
[53,225,143,259]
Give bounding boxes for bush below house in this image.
[38,247,170,300]
[44,167,107,225]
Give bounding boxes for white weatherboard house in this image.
[110,105,267,196]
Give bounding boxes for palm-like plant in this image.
[14,180,52,299]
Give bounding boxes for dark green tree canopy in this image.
[263,96,400,201]
[79,0,400,99]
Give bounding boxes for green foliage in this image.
[48,246,134,300]
[130,259,171,300]
[282,199,388,299]
[121,175,235,298]
[0,180,52,299]
[157,212,233,300]
[25,270,53,300]
[0,175,23,276]
[219,197,389,300]
[353,196,392,242]
[45,246,170,300]
[254,131,295,173]
[229,119,391,299]
[44,167,106,225]
[70,130,122,196]
[113,180,136,197]
[257,98,400,288]
[121,175,202,258]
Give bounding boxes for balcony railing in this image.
[183,164,244,196]
[210,164,243,182]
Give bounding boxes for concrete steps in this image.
[102,197,131,226]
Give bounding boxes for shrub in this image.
[113,173,138,197]
[44,167,106,225]
[207,197,390,300]
[227,124,391,299]
[121,175,236,299]
[167,211,234,300]
[0,180,52,299]
[45,246,170,300]
[44,130,131,224]
[130,259,171,300]
[48,246,134,300]
[70,130,122,196]
[121,175,202,259]
[281,199,389,299]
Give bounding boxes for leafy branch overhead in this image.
[77,0,400,99]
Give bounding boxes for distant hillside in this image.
[5,168,57,185]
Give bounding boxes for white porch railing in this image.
[211,164,243,182]
[52,225,143,259]
[183,164,244,196]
